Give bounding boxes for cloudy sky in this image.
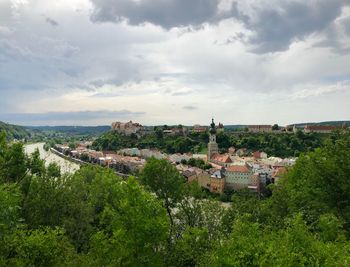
[1,0,350,126]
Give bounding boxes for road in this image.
[24,143,80,174]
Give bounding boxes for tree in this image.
[27,148,45,176]
[46,162,61,178]
[4,227,78,267]
[88,177,169,266]
[140,158,185,228]
[270,130,350,232]
[0,133,27,183]
[272,124,279,131]
[0,184,22,240]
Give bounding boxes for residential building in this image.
[271,166,287,183]
[193,124,208,133]
[303,125,337,133]
[211,154,232,167]
[168,153,191,163]
[228,147,236,155]
[253,151,267,159]
[210,169,225,194]
[225,165,253,190]
[248,125,272,133]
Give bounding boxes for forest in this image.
[1,130,350,266]
[92,129,328,157]
[0,121,30,141]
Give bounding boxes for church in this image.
[206,118,260,194]
[207,118,219,160]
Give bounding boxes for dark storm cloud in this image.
[242,0,349,53]
[90,0,222,29]
[89,0,349,53]
[45,17,59,27]
[0,110,145,125]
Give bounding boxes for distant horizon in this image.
[3,119,350,128]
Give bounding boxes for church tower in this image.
[208,118,219,161]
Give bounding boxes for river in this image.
[24,143,80,174]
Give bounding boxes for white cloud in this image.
[0,0,349,125]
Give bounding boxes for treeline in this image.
[219,130,326,157]
[0,122,30,141]
[93,129,329,157]
[92,130,209,154]
[1,130,350,265]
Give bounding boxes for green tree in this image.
[46,162,61,178]
[271,131,350,232]
[27,148,45,176]
[4,227,78,267]
[0,133,27,183]
[0,184,22,240]
[88,177,169,266]
[141,158,185,228]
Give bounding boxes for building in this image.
[271,166,287,183]
[225,165,253,190]
[210,169,225,194]
[303,125,337,133]
[111,121,144,136]
[228,147,236,155]
[217,122,224,133]
[211,154,232,167]
[207,118,219,160]
[248,125,272,133]
[193,124,208,133]
[253,151,268,159]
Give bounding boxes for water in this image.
[24,143,80,174]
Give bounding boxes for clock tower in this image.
[208,118,219,161]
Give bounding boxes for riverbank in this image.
[24,143,80,174]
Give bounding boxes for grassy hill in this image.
[0,121,30,140]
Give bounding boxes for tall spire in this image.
[210,118,216,134]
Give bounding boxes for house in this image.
[224,165,253,190]
[168,153,190,163]
[248,125,272,133]
[210,169,225,194]
[236,148,248,156]
[211,154,232,167]
[271,167,287,183]
[192,124,208,133]
[228,147,236,155]
[192,154,208,162]
[303,125,337,133]
[183,169,197,182]
[253,151,267,159]
[183,168,211,190]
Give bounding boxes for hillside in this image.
[0,121,30,140]
[25,125,110,136]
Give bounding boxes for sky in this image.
[0,0,350,126]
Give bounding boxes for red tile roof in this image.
[226,165,250,173]
[211,154,232,163]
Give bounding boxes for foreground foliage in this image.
[0,130,350,266]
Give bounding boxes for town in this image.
[53,118,347,196]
